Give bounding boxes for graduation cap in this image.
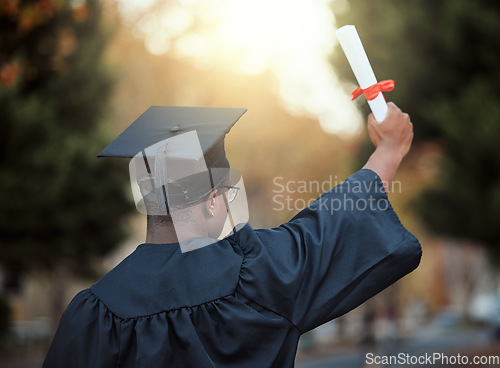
[98,106,246,162]
[98,106,247,215]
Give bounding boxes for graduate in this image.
[43,103,421,368]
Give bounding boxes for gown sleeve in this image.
[238,169,422,333]
[43,289,120,368]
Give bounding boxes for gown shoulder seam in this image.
[87,288,236,321]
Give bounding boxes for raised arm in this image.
[362,102,413,192]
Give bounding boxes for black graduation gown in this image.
[43,169,422,368]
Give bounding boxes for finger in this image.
[367,112,376,123]
[406,124,414,142]
[387,102,402,115]
[367,120,377,134]
[366,121,380,146]
[367,113,380,129]
[407,121,413,133]
[385,103,402,122]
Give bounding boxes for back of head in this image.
[98,106,249,251]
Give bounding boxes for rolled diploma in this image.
[336,25,388,122]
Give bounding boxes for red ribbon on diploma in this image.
[351,79,395,101]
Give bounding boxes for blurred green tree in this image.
[332,0,500,263]
[0,0,132,317]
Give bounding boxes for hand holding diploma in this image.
[367,103,413,159]
[336,25,412,190]
[363,103,413,192]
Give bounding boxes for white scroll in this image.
[336,25,388,122]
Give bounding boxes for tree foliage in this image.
[0,0,132,284]
[333,1,500,258]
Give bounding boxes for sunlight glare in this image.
[118,0,363,136]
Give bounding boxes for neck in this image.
[146,217,179,244]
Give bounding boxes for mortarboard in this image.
[98,106,247,164]
[98,106,246,215]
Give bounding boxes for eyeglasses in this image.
[218,183,240,203]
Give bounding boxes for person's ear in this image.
[205,189,217,218]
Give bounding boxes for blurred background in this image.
[1,0,500,367]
